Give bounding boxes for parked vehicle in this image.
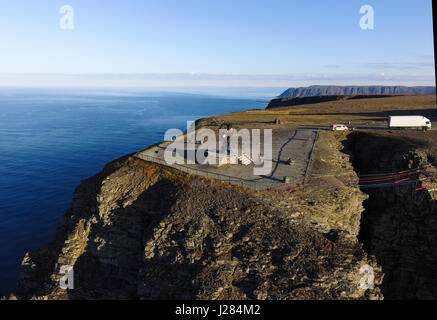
[388,116,432,131]
[330,124,349,131]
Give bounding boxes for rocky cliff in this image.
[6,128,436,300]
[4,132,386,300]
[278,86,436,98]
[343,131,437,299]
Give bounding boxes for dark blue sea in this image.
[0,87,278,295]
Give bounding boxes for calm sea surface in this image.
[0,87,275,295]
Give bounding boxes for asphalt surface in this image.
[137,128,318,190]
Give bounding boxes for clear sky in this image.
[0,0,435,87]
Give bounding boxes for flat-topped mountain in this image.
[279,86,436,98]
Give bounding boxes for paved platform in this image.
[136,128,318,190]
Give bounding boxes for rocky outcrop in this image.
[4,139,383,300]
[278,86,436,98]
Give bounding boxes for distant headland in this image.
[266,85,437,109]
[278,85,436,98]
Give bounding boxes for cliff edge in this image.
[4,132,384,300]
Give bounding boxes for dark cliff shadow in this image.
[14,154,135,299]
[14,155,205,300]
[267,95,409,109]
[67,177,192,300]
[341,132,437,300]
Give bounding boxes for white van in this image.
[330,124,349,131]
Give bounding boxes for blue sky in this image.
[0,0,435,87]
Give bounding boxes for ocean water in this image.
[0,87,274,295]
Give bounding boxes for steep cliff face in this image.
[5,139,383,300]
[278,86,436,98]
[343,131,437,299]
